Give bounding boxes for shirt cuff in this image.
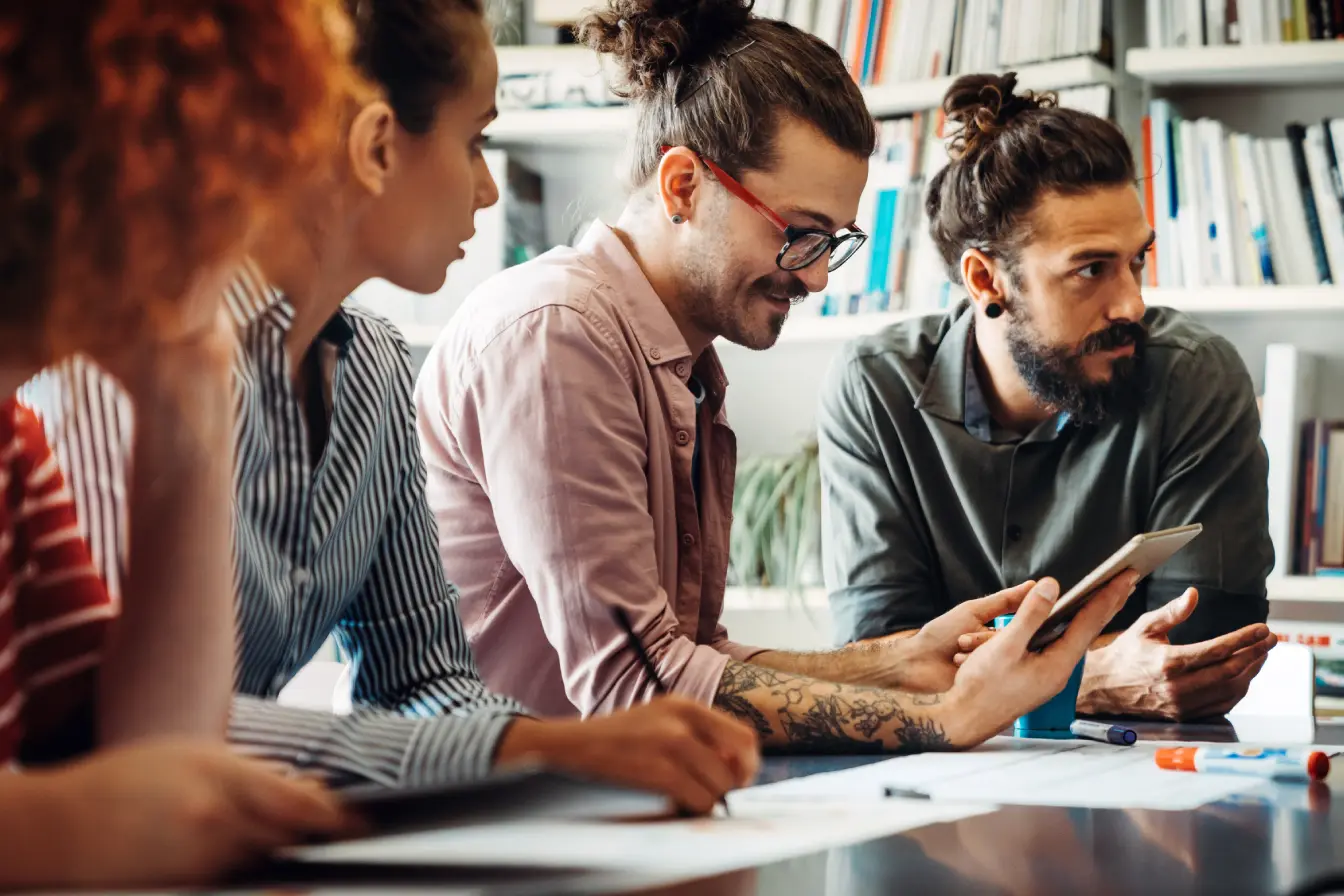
[664,642,733,707]
[229,695,523,789]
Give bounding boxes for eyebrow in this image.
[1066,230,1157,264]
[782,206,858,232]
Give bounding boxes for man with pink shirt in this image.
[415,0,1133,752]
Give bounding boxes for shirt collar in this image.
[917,300,1068,444]
[223,257,355,349]
[577,221,692,369]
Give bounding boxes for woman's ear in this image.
[346,100,398,198]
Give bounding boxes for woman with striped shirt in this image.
[0,0,361,889]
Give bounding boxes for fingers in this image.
[1166,637,1275,718]
[963,581,1035,624]
[641,754,723,816]
[996,578,1062,651]
[1164,623,1275,676]
[227,761,351,838]
[956,630,996,653]
[1051,571,1140,656]
[1137,588,1199,637]
[674,701,760,787]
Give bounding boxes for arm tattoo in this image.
[713,660,951,754]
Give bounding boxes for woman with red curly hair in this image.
[0,0,361,889]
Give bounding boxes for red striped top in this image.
[0,396,113,763]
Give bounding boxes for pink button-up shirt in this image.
[414,222,763,718]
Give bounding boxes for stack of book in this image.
[1146,0,1344,47]
[752,0,1110,85]
[1295,419,1344,577]
[1142,103,1344,287]
[805,85,1114,319]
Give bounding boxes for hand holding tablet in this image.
[1025,523,1203,652]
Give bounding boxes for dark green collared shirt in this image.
[818,300,1272,646]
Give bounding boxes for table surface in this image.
[244,717,1344,896]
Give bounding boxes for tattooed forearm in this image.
[713,660,954,754]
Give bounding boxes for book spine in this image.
[1142,115,1159,287]
[1321,118,1344,220]
[1287,123,1335,283]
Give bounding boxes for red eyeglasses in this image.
[659,145,867,273]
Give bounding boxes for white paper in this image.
[290,798,993,878]
[734,736,1334,811]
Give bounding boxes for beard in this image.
[679,249,806,351]
[1004,302,1149,426]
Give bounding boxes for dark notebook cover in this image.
[1286,123,1334,284]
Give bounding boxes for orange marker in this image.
[1156,747,1330,782]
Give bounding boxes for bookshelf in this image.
[1126,42,1344,86]
[486,51,1113,146]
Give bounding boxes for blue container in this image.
[994,614,1085,739]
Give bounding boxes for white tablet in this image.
[1026,523,1204,652]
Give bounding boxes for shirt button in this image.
[681,533,696,547]
[676,362,689,378]
[650,348,662,360]
[1007,524,1023,543]
[676,430,691,446]
[291,567,311,588]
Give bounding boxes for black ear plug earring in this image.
[985,302,1004,319]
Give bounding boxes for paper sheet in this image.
[289,798,993,878]
[734,736,1330,811]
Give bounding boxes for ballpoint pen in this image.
[611,605,733,817]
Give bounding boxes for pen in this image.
[1070,719,1137,746]
[610,605,732,817]
[883,785,931,800]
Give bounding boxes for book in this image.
[1287,122,1336,284]
[1263,346,1320,576]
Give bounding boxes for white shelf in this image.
[1269,577,1344,604]
[864,57,1114,118]
[1150,286,1344,314]
[486,52,1112,146]
[486,105,633,147]
[724,586,827,611]
[775,309,935,344]
[1126,42,1344,86]
[400,324,445,349]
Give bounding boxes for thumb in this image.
[966,581,1036,624]
[1138,588,1198,637]
[1000,578,1061,650]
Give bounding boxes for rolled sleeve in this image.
[819,350,942,643]
[1147,335,1272,644]
[229,695,517,788]
[436,305,729,715]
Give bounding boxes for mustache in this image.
[1079,322,1148,355]
[752,275,810,305]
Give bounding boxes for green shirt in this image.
[818,300,1272,646]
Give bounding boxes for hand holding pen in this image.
[610,605,738,817]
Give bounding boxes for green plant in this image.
[728,441,822,595]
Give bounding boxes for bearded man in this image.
[818,76,1276,722]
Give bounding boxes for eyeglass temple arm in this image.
[658,145,791,235]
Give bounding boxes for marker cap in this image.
[1155,747,1198,772]
[1308,751,1331,781]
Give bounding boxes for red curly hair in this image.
[0,0,359,360]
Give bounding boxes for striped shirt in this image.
[22,261,524,786]
[0,397,114,764]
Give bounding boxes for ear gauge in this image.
[984,302,1004,319]
[670,214,685,225]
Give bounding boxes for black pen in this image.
[610,605,732,818]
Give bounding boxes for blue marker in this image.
[1070,719,1137,746]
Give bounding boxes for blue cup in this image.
[994,614,1085,739]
